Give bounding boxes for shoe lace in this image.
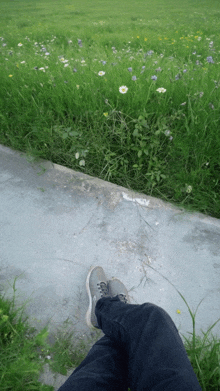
[118,294,128,303]
[98,282,109,296]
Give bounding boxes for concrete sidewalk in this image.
[0,143,220,389]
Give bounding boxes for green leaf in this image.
[69,131,79,136]
[138,150,142,158]
[62,133,68,139]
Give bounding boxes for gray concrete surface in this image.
[0,143,220,389]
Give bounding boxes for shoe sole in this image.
[85,266,101,329]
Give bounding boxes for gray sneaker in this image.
[108,278,131,304]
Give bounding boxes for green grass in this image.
[0,274,219,390]
[0,0,220,218]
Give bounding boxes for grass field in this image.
[0,0,220,389]
[0,0,220,219]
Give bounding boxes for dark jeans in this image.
[58,296,202,391]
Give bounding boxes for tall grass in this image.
[0,0,220,218]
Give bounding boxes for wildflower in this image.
[175,74,180,80]
[102,61,106,65]
[180,102,186,106]
[2,43,6,47]
[76,85,80,89]
[18,43,23,46]
[81,60,85,64]
[151,75,157,80]
[144,38,147,41]
[79,160,85,166]
[132,76,137,81]
[73,68,77,72]
[137,36,140,39]
[207,56,214,63]
[176,309,181,314]
[209,41,213,48]
[39,67,45,72]
[75,152,79,159]
[186,185,192,193]
[209,103,215,109]
[98,71,105,76]
[103,112,108,117]
[155,67,162,72]
[68,40,72,44]
[164,130,171,136]
[119,86,128,94]
[128,67,132,72]
[156,87,166,93]
[45,52,50,56]
[146,50,154,56]
[183,69,187,73]
[9,74,13,77]
[64,64,69,67]
[21,61,25,64]
[78,39,82,47]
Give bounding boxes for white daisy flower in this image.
[156,87,166,93]
[119,86,128,94]
[98,71,105,76]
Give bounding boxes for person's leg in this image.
[95,296,202,391]
[58,296,202,391]
[57,332,129,391]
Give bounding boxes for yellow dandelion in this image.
[137,36,140,39]
[144,38,147,41]
[103,112,108,117]
[9,74,13,77]
[177,309,181,314]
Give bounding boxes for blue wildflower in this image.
[128,67,132,72]
[132,76,137,81]
[151,75,157,80]
[207,56,214,63]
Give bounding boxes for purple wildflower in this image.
[207,56,214,63]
